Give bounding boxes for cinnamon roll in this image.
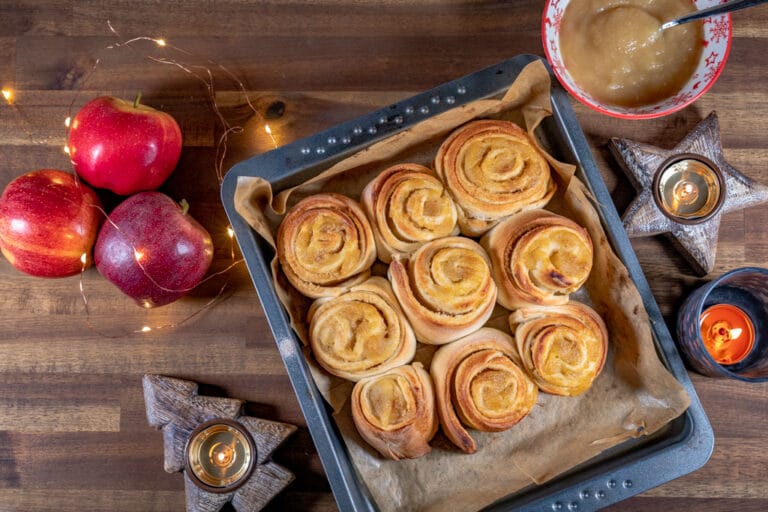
[481,209,593,309]
[308,277,416,381]
[277,193,377,299]
[388,237,497,345]
[361,163,459,263]
[509,302,608,396]
[430,328,538,454]
[435,120,556,236]
[351,363,437,460]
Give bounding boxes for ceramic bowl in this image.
[542,0,732,119]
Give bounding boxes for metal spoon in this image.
[661,0,768,31]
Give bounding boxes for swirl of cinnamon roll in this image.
[434,120,556,236]
[430,328,537,454]
[351,362,437,460]
[277,193,377,299]
[509,302,608,396]
[308,277,416,381]
[361,163,459,263]
[481,209,593,309]
[388,237,497,345]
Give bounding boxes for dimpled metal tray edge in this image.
[220,54,714,512]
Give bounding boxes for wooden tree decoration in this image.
[143,374,296,512]
[611,112,768,275]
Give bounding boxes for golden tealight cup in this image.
[184,418,257,493]
[652,154,725,224]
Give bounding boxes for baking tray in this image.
[220,54,714,511]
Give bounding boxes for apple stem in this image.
[133,91,142,109]
[180,198,190,216]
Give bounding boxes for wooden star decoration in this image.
[610,112,768,275]
[142,374,297,512]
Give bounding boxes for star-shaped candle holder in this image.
[142,374,296,512]
[610,112,768,275]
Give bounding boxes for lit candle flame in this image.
[211,442,236,468]
[672,179,698,206]
[63,145,70,155]
[1,88,12,103]
[64,116,71,128]
[141,326,152,333]
[264,124,272,135]
[134,249,144,262]
[227,226,235,238]
[80,253,88,265]
[155,38,167,47]
[701,304,755,365]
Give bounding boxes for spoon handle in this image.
[661,0,768,30]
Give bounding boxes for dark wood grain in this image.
[1,2,767,511]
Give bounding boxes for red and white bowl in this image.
[542,0,732,119]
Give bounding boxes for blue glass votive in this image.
[676,267,768,382]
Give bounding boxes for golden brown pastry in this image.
[434,120,556,236]
[351,363,438,460]
[430,328,537,454]
[388,236,497,345]
[361,163,459,263]
[277,193,377,298]
[481,209,593,309]
[308,277,416,381]
[509,302,608,396]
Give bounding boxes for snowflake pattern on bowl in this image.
[541,0,732,119]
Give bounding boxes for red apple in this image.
[0,169,102,277]
[68,95,183,195]
[94,191,214,307]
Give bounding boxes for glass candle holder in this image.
[677,267,768,381]
[184,418,257,493]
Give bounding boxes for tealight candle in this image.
[653,155,725,223]
[699,304,755,365]
[185,419,256,493]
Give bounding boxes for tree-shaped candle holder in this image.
[142,374,296,512]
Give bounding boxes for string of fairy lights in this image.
[2,24,280,337]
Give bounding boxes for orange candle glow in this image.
[700,304,755,365]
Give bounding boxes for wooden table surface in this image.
[1,2,767,511]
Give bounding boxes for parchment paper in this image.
[234,60,690,511]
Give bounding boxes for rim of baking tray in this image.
[220,54,715,512]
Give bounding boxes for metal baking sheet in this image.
[220,54,714,512]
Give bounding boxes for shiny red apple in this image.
[0,169,102,277]
[68,95,183,195]
[94,191,214,307]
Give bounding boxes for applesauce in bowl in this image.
[560,0,702,108]
[542,0,731,118]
